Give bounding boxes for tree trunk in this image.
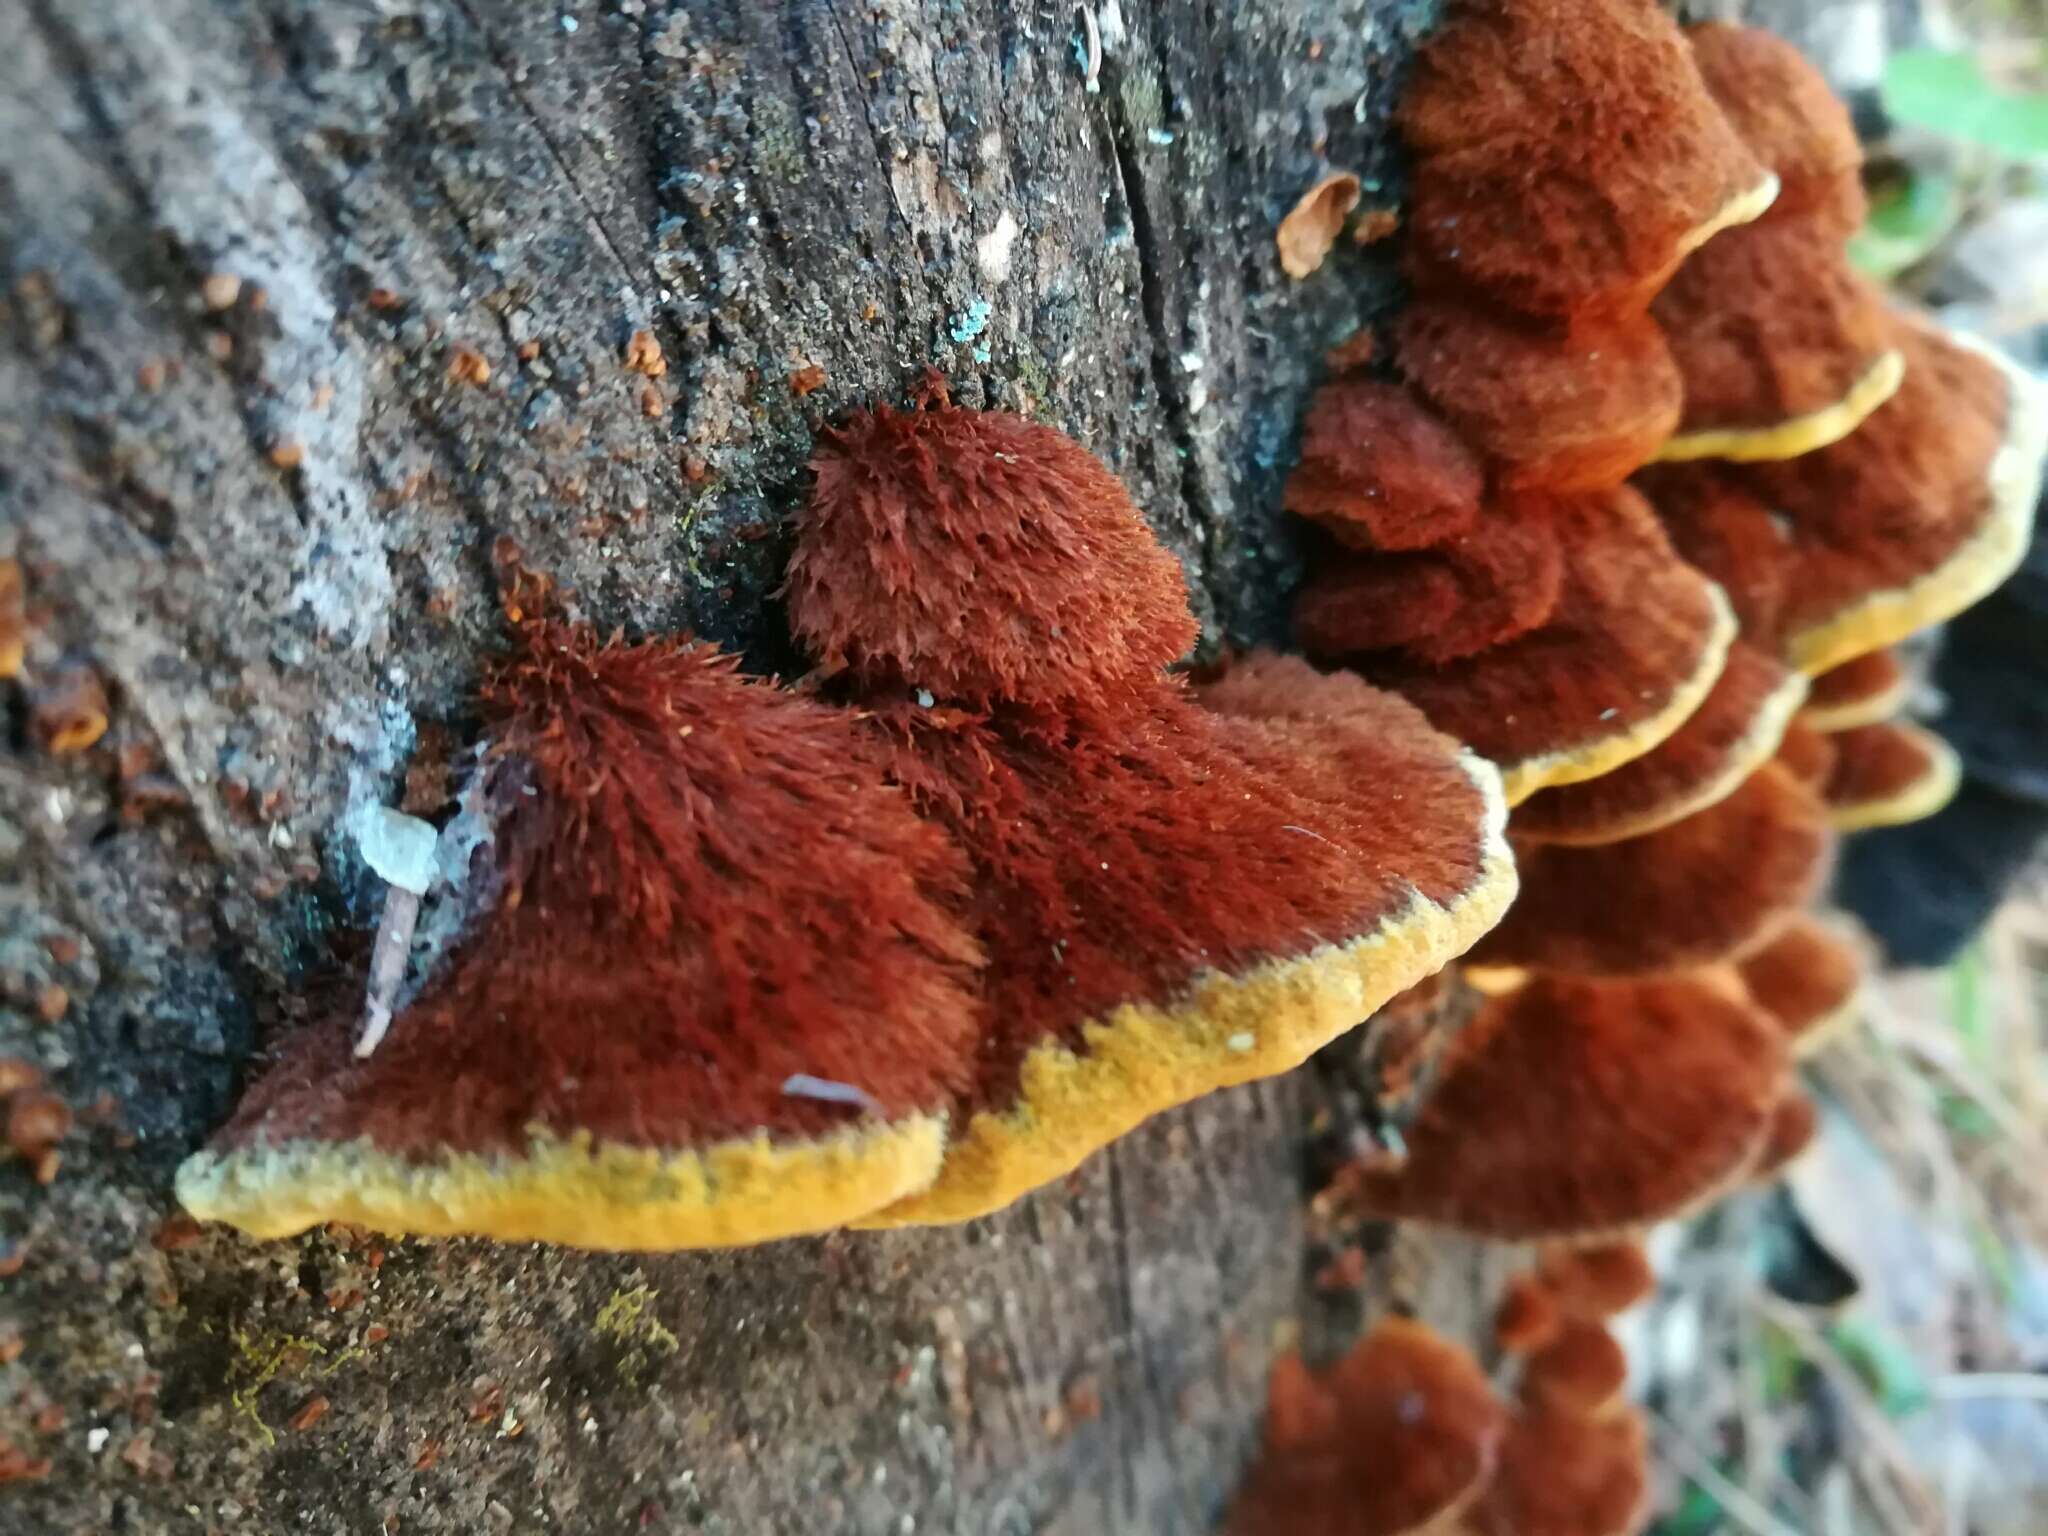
[0,2,1776,1532]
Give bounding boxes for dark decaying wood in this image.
[0,1,1799,1530]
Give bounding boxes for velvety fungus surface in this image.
[1687,22,1865,233]
[1735,915,1861,1055]
[1495,1272,1564,1356]
[788,390,1197,708]
[1294,501,1565,665]
[1823,720,1963,831]
[1726,322,2045,675]
[1473,761,1832,977]
[178,628,985,1248]
[1399,0,1772,317]
[1354,487,1735,804]
[1748,1087,1820,1185]
[854,661,1517,1226]
[1802,646,1909,733]
[1283,377,1484,550]
[1467,1407,1652,1536]
[1397,301,1682,492]
[1224,1318,1506,1536]
[1538,1241,1658,1320]
[1773,719,1841,793]
[1653,218,1902,463]
[1512,641,1807,845]
[1519,1321,1630,1417]
[1343,974,1786,1240]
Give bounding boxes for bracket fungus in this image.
[1512,641,1808,845]
[1225,1318,1507,1536]
[1398,0,1773,320]
[1396,302,1683,493]
[1519,1321,1631,1418]
[1282,377,1483,551]
[1469,761,1832,978]
[786,384,1198,711]
[1341,974,1786,1241]
[1537,1241,1657,1321]
[1747,1086,1821,1186]
[1466,1405,1652,1536]
[1329,488,1736,806]
[1801,647,1909,733]
[1772,717,1840,794]
[1495,1272,1565,1356]
[1652,218,1903,464]
[789,394,1516,1227]
[1295,501,1565,666]
[1684,22,1864,237]
[1734,915,1862,1056]
[1651,23,1900,464]
[1822,720,1964,832]
[178,626,986,1248]
[1650,320,2045,678]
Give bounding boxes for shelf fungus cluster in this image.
[1469,1243,1657,1536]
[1275,0,2041,1246]
[1225,1319,1507,1536]
[178,385,1517,1250]
[1237,4,2042,1530]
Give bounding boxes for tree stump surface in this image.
[0,1,1793,1532]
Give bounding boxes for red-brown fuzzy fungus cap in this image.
[1635,461,1795,646]
[1512,641,1807,845]
[1399,0,1773,318]
[858,655,1517,1226]
[1802,647,1909,733]
[1773,718,1841,793]
[1225,1319,1507,1536]
[1823,720,1963,831]
[1343,974,1786,1240]
[1519,1321,1631,1417]
[1466,1407,1652,1536]
[1748,1086,1821,1185]
[1653,219,1903,463]
[788,391,1197,708]
[1283,378,1484,550]
[1687,23,1865,234]
[1353,487,1736,805]
[1735,915,1862,1056]
[1472,761,1832,977]
[1294,500,1564,665]
[1720,320,2046,676]
[1537,1241,1658,1321]
[1397,301,1682,492]
[178,628,985,1249]
[1495,1272,1565,1356]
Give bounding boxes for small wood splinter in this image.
[355,807,441,1058]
